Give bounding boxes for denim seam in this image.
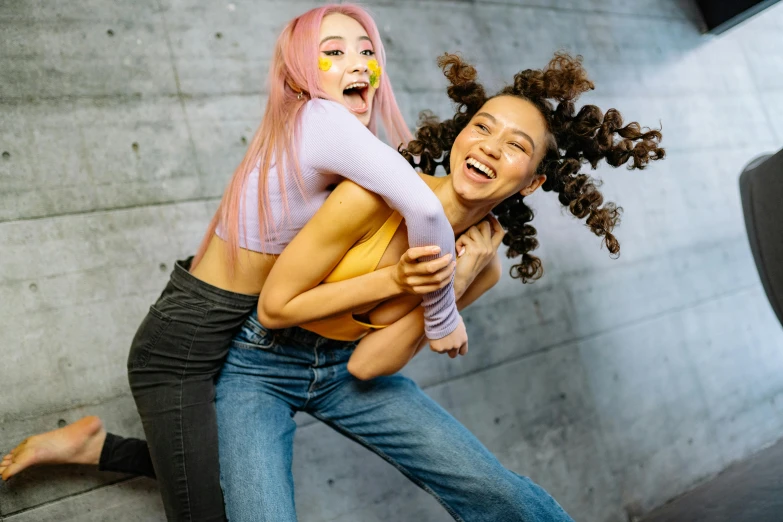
[176,309,209,521]
[242,321,277,349]
[302,346,320,410]
[130,306,173,369]
[168,280,256,311]
[231,339,275,351]
[310,412,465,522]
[159,295,209,314]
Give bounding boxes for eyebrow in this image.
[319,35,373,45]
[475,112,536,152]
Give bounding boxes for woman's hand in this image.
[454,215,505,300]
[429,315,468,356]
[392,246,456,296]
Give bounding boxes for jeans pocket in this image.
[235,316,276,349]
[127,305,173,369]
[233,329,276,350]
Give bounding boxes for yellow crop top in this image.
[301,211,404,341]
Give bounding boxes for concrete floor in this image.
[2,1,783,521]
[642,436,783,522]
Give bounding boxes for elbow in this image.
[422,195,445,225]
[256,298,288,330]
[406,190,445,228]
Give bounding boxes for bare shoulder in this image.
[326,180,390,219]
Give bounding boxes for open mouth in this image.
[466,157,496,180]
[343,82,369,114]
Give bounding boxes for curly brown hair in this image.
[400,53,665,282]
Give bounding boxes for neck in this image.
[430,177,497,236]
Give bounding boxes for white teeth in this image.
[345,82,368,90]
[466,157,496,179]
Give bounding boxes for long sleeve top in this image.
[217,99,458,339]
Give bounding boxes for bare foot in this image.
[0,416,106,481]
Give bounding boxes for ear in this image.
[520,175,546,196]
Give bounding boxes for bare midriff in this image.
[189,234,277,296]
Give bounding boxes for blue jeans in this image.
[215,312,574,522]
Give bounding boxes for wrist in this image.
[454,275,469,300]
[382,266,405,297]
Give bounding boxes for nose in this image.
[349,61,368,75]
[479,138,501,159]
[348,50,369,75]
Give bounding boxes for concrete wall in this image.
[2,0,783,520]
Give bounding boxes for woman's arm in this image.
[348,218,505,380]
[301,100,461,342]
[258,181,453,329]
[347,255,502,381]
[347,306,426,381]
[258,181,394,329]
[456,254,502,310]
[360,248,501,327]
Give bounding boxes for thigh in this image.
[216,345,299,522]
[315,375,573,522]
[127,296,241,521]
[130,362,225,520]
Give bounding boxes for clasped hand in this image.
[391,215,505,359]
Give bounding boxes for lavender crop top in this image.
[216,99,458,339]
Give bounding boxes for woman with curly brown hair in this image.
[214,52,663,521]
[2,52,663,521]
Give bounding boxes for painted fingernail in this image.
[458,248,466,257]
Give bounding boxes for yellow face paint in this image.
[318,57,332,71]
[367,59,382,89]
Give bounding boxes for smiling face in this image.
[449,95,550,205]
[318,13,377,127]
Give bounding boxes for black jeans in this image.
[115,258,257,521]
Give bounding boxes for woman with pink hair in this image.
[1,5,466,521]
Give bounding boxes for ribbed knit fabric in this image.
[216,99,458,339]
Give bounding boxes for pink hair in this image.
[192,3,413,271]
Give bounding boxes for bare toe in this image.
[10,442,26,458]
[0,416,106,479]
[2,455,33,481]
